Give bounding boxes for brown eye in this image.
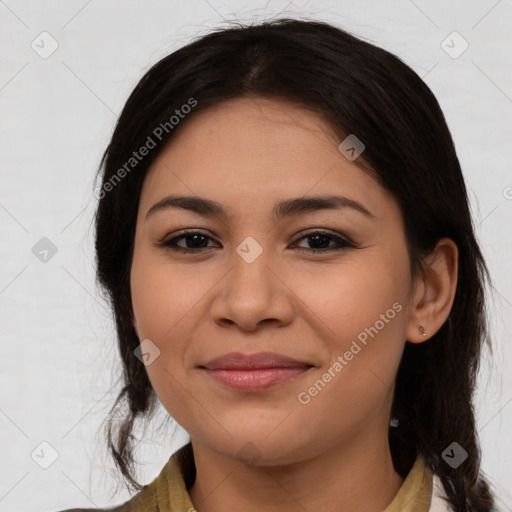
[160,229,356,255]
[160,230,218,253]
[291,230,356,253]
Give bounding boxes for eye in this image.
[160,230,219,253]
[159,229,356,254]
[292,229,356,253]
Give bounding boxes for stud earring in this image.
[418,324,426,336]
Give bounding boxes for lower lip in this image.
[202,367,311,391]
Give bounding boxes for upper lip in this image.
[199,352,313,370]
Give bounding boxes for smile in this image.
[201,367,313,391]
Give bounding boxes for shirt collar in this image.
[154,443,433,512]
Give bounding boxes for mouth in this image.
[198,352,315,391]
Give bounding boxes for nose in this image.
[210,244,295,332]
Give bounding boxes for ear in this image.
[405,238,458,343]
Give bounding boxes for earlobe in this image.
[406,238,458,344]
[404,323,428,344]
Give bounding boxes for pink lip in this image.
[200,351,312,370]
[199,352,313,391]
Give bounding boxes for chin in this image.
[200,429,311,467]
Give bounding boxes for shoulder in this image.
[54,443,193,512]
[429,475,454,512]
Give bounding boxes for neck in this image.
[188,431,404,512]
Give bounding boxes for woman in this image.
[59,18,497,512]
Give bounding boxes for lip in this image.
[200,351,312,370]
[198,352,314,392]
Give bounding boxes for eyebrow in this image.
[145,194,376,221]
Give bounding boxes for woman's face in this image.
[130,96,419,465]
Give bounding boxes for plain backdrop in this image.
[0,1,511,511]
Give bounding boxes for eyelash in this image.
[159,229,356,254]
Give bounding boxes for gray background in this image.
[0,0,511,510]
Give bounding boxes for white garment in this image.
[430,475,453,512]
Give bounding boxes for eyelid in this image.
[158,227,357,253]
[159,227,354,241]
[158,228,214,245]
[291,227,356,246]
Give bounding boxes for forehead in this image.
[138,96,397,223]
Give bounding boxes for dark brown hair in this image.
[93,18,497,511]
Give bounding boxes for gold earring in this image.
[418,324,426,336]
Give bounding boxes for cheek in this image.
[291,266,406,446]
[130,252,212,415]
[130,246,199,339]
[299,252,408,383]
